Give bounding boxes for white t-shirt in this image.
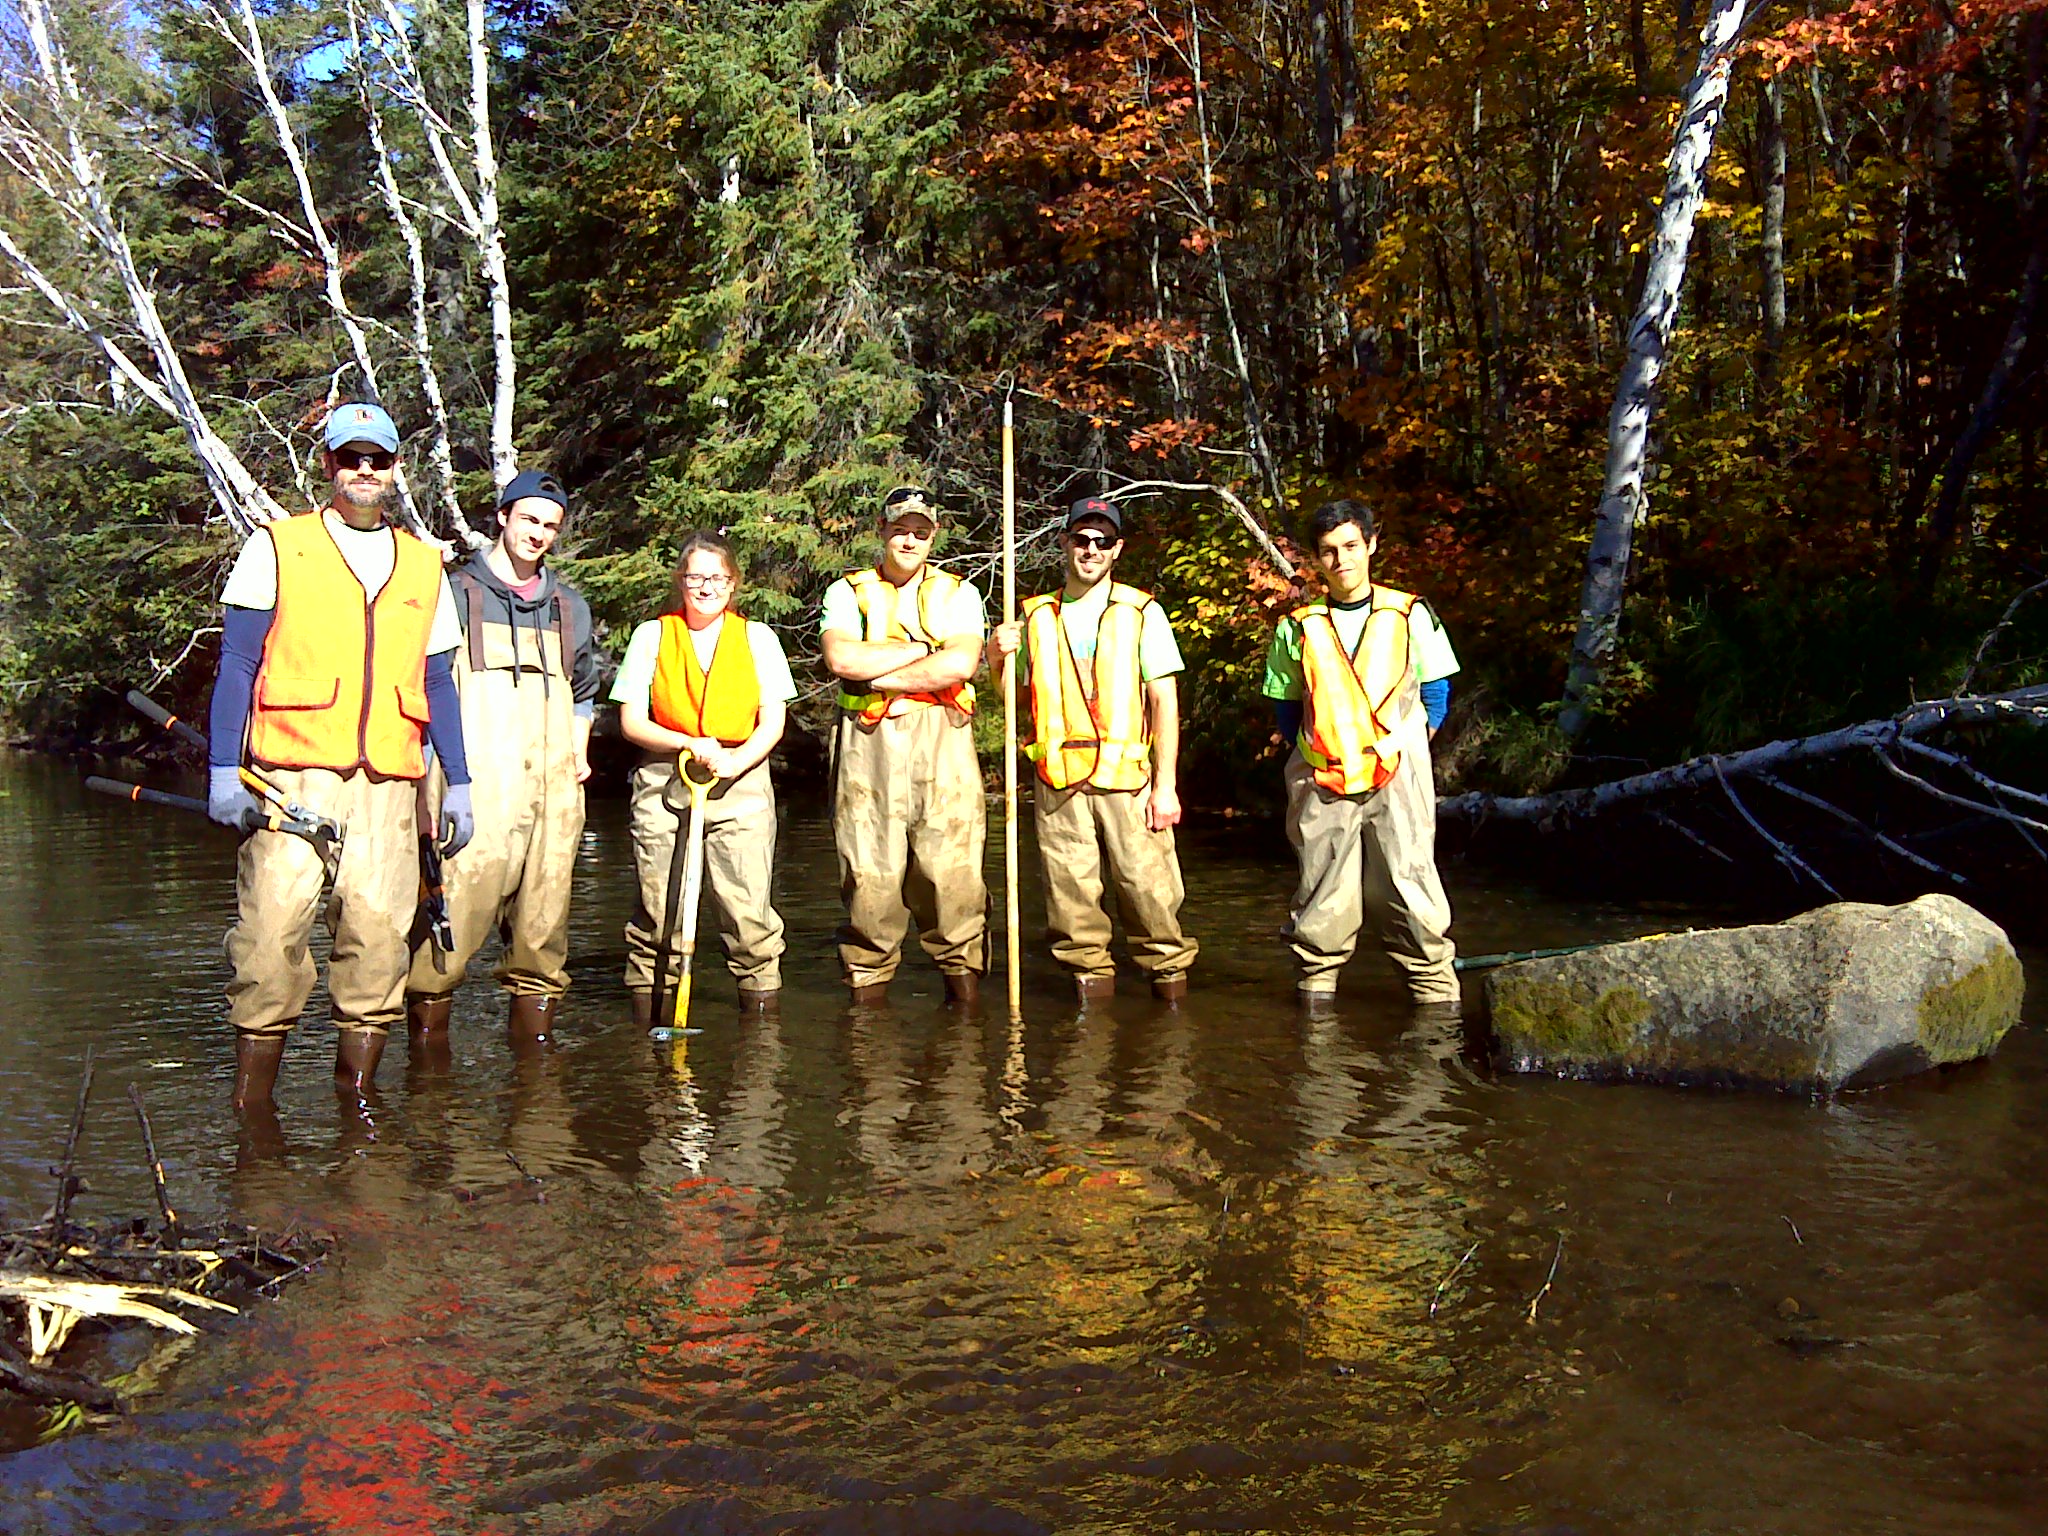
[818,566,987,645]
[220,509,461,655]
[1020,580,1184,680]
[610,616,799,711]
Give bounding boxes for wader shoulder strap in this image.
[459,571,486,673]
[553,591,572,678]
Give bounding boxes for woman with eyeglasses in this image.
[611,531,795,1024]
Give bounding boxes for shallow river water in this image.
[0,750,2044,1534]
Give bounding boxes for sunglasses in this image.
[333,449,396,472]
[1067,530,1118,551]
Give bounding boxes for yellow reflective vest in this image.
[835,566,977,724]
[1020,581,1154,791]
[1294,587,1421,796]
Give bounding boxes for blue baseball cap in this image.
[323,401,400,454]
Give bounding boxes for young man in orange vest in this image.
[820,486,988,1004]
[1262,498,1460,1009]
[403,470,599,1053]
[613,531,795,1024]
[206,402,474,1114]
[989,497,1197,1001]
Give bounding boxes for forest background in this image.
[3,0,2045,831]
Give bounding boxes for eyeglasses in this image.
[1067,530,1118,551]
[681,574,735,591]
[333,449,395,472]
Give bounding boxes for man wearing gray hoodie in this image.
[405,470,599,1050]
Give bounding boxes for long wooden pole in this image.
[1002,398,1022,1019]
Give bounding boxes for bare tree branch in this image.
[1959,576,2048,692]
[1104,475,1295,578]
[1753,771,1970,885]
[1444,686,2048,824]
[347,0,475,544]
[1714,756,1843,897]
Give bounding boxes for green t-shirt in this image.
[1261,596,1459,701]
[1018,581,1184,683]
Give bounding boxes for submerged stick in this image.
[0,1330,119,1411]
[51,1050,96,1237]
[127,1085,181,1251]
[1428,1240,1480,1319]
[1526,1235,1565,1324]
[504,1150,547,1203]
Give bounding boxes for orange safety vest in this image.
[248,511,441,778]
[1020,582,1154,790]
[1293,587,1422,797]
[835,566,977,724]
[649,611,761,746]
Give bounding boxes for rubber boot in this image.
[507,993,561,1052]
[1296,984,1338,1019]
[232,1033,286,1113]
[333,1028,386,1100]
[406,993,453,1074]
[630,990,653,1031]
[737,987,781,1015]
[849,981,890,1005]
[943,971,981,1008]
[1150,974,1189,1004]
[1074,974,1116,1003]
[407,993,452,1041]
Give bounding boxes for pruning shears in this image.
[118,689,344,857]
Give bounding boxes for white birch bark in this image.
[1,0,285,534]
[346,0,472,541]
[202,0,431,537]
[464,0,517,487]
[1558,0,1750,740]
[369,0,518,488]
[1445,686,2048,826]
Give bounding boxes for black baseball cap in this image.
[1065,496,1122,533]
[498,469,569,511]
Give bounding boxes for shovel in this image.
[647,754,717,1041]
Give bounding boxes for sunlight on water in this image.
[1,751,2043,1534]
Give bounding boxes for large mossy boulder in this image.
[1485,894,2025,1092]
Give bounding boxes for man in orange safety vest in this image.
[820,486,989,1004]
[990,497,1197,1001]
[205,402,474,1117]
[1262,498,1460,1009]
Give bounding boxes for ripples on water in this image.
[0,752,2043,1534]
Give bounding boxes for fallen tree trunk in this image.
[1443,686,2048,828]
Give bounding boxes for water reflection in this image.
[3,752,2046,1535]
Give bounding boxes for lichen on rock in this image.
[1485,894,2025,1093]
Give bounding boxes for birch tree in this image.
[0,0,518,543]
[1558,0,1753,741]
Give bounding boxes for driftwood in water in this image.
[1442,686,2048,908]
[0,1067,333,1419]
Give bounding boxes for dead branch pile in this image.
[0,1054,332,1419]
